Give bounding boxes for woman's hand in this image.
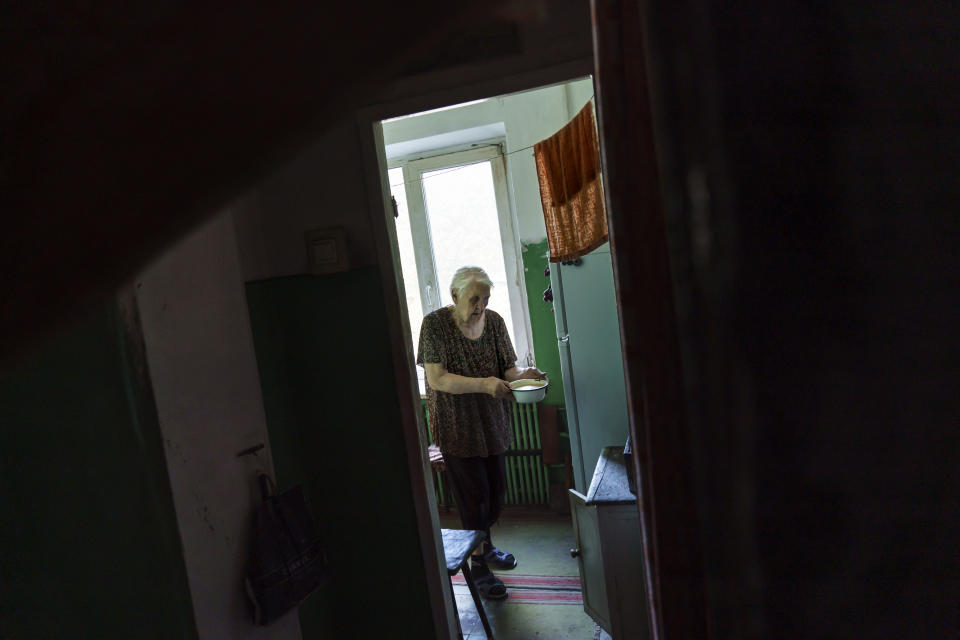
[485,377,513,399]
[510,367,547,382]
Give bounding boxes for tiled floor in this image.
[439,510,610,640]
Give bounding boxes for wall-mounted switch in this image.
[304,226,350,275]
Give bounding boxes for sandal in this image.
[482,545,518,570]
[470,558,508,600]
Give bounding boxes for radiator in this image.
[424,403,551,506]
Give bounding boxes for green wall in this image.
[0,299,197,640]
[522,239,564,406]
[522,240,573,486]
[245,268,435,639]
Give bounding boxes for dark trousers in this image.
[443,453,506,548]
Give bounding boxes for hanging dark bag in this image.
[245,473,327,625]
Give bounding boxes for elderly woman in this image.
[417,266,546,599]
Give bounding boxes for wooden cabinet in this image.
[569,446,651,639]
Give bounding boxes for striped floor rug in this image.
[451,573,583,605]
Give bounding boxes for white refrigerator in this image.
[550,243,631,492]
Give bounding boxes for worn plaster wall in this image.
[135,213,302,640]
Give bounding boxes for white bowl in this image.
[509,379,548,404]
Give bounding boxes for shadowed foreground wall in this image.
[245,269,435,639]
[637,0,960,636]
[0,299,197,639]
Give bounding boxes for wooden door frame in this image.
[356,58,594,640]
[591,0,710,638]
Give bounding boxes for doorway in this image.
[364,76,628,638]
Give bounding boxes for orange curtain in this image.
[534,101,607,263]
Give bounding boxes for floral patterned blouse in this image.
[417,307,517,458]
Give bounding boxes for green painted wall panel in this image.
[245,269,435,639]
[522,241,574,487]
[522,239,565,406]
[0,301,198,640]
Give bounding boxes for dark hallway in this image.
[2,2,958,639]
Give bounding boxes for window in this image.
[389,146,533,393]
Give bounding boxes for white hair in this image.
[450,266,493,299]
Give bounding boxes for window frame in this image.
[388,144,535,373]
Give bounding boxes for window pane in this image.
[389,167,426,392]
[421,161,517,351]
